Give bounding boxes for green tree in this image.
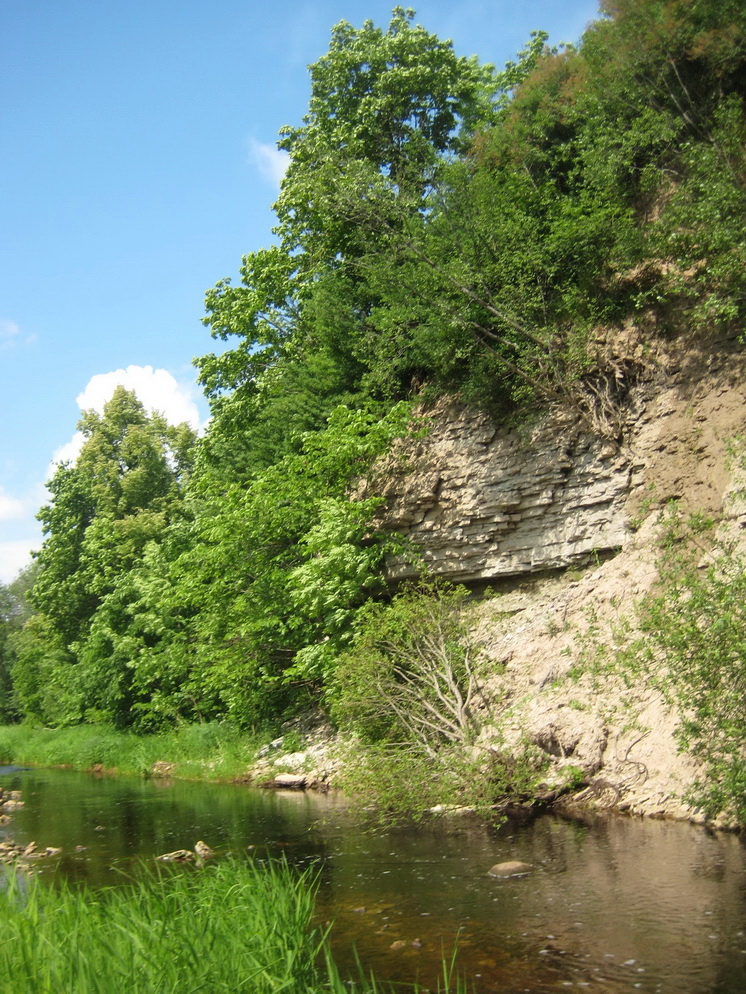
[15,388,197,726]
[0,566,37,722]
[0,583,13,720]
[33,387,195,632]
[195,8,506,479]
[342,0,745,419]
[125,402,413,731]
[575,0,746,331]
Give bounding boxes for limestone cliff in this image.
[371,404,631,583]
[366,336,746,825]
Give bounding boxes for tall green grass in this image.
[0,722,260,781]
[0,859,468,993]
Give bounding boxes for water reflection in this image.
[1,767,745,993]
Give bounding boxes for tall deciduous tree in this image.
[15,388,197,725]
[33,387,195,636]
[195,8,506,478]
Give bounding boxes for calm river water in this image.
[2,765,746,993]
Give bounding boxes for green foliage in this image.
[331,583,545,822]
[106,402,415,731]
[336,740,544,827]
[198,0,744,431]
[32,387,195,645]
[9,2,746,764]
[7,614,76,725]
[0,589,11,722]
[335,744,486,825]
[0,858,468,994]
[577,0,746,333]
[0,860,323,994]
[571,495,746,825]
[636,528,746,822]
[195,8,533,468]
[331,583,484,750]
[0,567,36,722]
[0,721,261,781]
[11,389,197,728]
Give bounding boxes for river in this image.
[2,765,746,992]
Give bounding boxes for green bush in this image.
[336,740,544,826]
[330,583,484,752]
[331,583,544,822]
[638,540,746,822]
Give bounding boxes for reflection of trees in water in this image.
[5,770,746,992]
[5,770,340,885]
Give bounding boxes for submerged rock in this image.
[488,861,534,877]
[1,789,25,813]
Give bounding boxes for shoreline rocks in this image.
[0,839,63,865]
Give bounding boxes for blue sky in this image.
[0,0,600,583]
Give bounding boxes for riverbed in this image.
[2,765,745,992]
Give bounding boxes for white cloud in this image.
[0,319,20,350]
[0,318,36,349]
[0,539,35,585]
[2,368,207,583]
[249,139,290,187]
[0,487,26,523]
[51,431,86,469]
[0,484,44,583]
[49,365,206,472]
[76,365,202,427]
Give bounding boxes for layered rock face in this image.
[359,343,746,824]
[373,403,632,583]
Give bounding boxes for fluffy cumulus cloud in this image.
[1,367,204,584]
[51,432,86,468]
[249,139,290,187]
[50,365,205,469]
[77,365,203,427]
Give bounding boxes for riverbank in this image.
[3,763,746,993]
[5,352,746,833]
[0,722,262,783]
[0,720,553,828]
[0,713,739,832]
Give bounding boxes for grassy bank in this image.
[0,722,262,781]
[0,858,465,993]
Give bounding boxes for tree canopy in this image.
[6,0,745,736]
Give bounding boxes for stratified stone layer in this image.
[372,403,631,582]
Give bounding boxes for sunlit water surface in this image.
[2,766,745,993]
